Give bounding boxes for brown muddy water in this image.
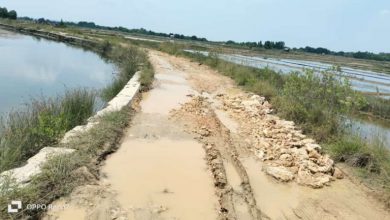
[100,53,219,220]
[242,157,390,220]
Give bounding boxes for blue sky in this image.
[1,0,389,53]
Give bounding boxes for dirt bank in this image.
[45,51,390,220]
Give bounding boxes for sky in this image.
[1,0,390,53]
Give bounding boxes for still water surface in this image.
[0,29,115,114]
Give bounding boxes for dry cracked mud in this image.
[44,50,390,220]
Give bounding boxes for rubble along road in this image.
[45,50,390,220]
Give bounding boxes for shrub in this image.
[139,61,155,90]
[274,70,362,141]
[101,45,146,101]
[360,96,390,120]
[250,81,278,100]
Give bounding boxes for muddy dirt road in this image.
[45,51,390,220]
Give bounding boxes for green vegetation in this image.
[101,43,153,101]
[359,96,390,121]
[298,47,390,62]
[139,61,155,90]
[274,70,365,141]
[0,109,132,219]
[18,17,208,42]
[0,89,96,173]
[0,7,17,20]
[101,45,144,101]
[225,40,286,50]
[326,134,390,202]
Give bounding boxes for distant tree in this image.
[8,10,17,19]
[274,41,285,49]
[0,7,8,18]
[19,16,33,21]
[264,41,272,49]
[37,18,46,23]
[0,7,17,19]
[78,21,96,28]
[58,19,66,27]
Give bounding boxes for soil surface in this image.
[44,51,390,220]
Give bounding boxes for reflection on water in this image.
[0,29,115,114]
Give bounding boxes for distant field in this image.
[105,31,390,75]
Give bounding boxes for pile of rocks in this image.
[215,93,343,188]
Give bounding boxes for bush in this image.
[251,81,278,100]
[274,70,362,141]
[101,45,146,101]
[99,40,112,57]
[139,62,155,90]
[326,134,390,181]
[326,135,365,161]
[159,42,183,56]
[360,96,390,120]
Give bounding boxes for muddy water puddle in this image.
[102,139,218,220]
[100,53,218,220]
[140,72,196,115]
[141,82,194,115]
[242,157,390,220]
[43,202,86,220]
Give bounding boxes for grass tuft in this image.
[0,89,96,173]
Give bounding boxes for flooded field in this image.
[221,54,390,96]
[185,50,390,97]
[0,29,115,114]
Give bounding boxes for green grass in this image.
[326,134,390,204]
[359,95,390,121]
[0,109,132,219]
[0,89,96,173]
[139,61,155,90]
[101,45,153,101]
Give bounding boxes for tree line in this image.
[297,46,390,62]
[225,40,286,50]
[30,19,209,42]
[14,16,390,62]
[0,7,17,19]
[224,41,390,62]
